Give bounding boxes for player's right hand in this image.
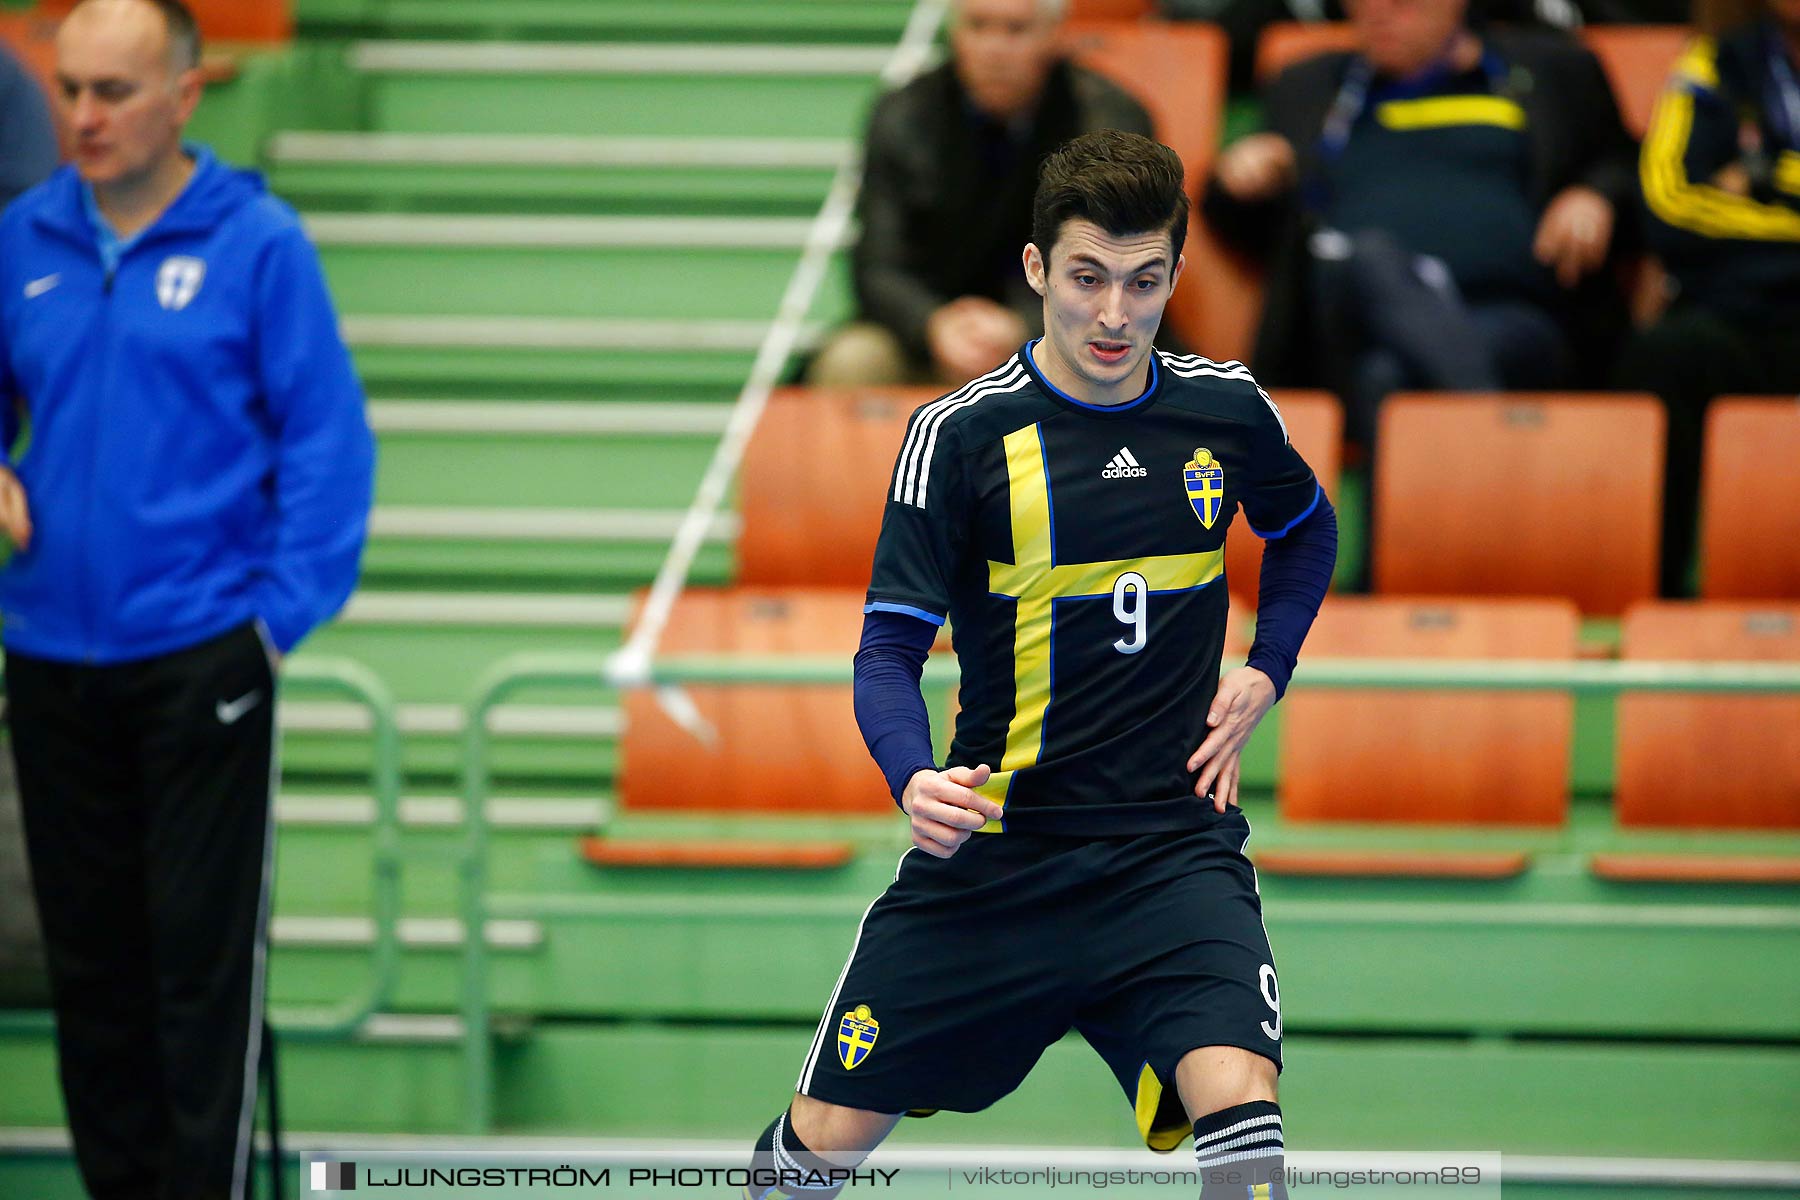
[900,764,999,859]
[0,466,32,551]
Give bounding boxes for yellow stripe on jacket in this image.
[1640,37,1800,242]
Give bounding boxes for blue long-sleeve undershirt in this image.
[853,610,940,807]
[852,494,1338,805]
[1246,492,1338,700]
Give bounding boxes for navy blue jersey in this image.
[866,340,1319,835]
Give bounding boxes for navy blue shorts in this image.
[794,806,1282,1151]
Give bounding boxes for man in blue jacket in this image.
[0,2,374,1196]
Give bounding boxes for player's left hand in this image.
[1187,667,1277,814]
[1533,185,1614,289]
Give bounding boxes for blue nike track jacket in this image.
[0,148,374,664]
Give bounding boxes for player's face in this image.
[951,0,1060,123]
[1346,0,1467,77]
[1024,218,1182,403]
[55,0,199,190]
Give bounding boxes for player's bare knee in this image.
[1174,1045,1279,1118]
[787,1093,899,1162]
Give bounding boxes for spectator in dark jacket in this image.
[1203,0,1636,446]
[809,0,1153,386]
[1613,0,1800,594]
[0,42,58,210]
[1161,0,1687,98]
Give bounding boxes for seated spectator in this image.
[1160,0,1685,99]
[1613,0,1800,595]
[1,41,58,210]
[1202,0,1635,448]
[809,0,1153,386]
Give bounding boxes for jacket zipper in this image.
[76,263,117,661]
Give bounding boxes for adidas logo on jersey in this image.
[1101,447,1147,479]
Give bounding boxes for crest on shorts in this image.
[1184,447,1225,529]
[837,1004,880,1070]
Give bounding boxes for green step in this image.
[298,0,916,43]
[351,42,893,138]
[283,728,620,781]
[301,604,628,704]
[357,536,731,591]
[284,594,637,778]
[311,215,853,322]
[346,326,793,393]
[2,1025,1796,1158]
[371,401,728,509]
[257,799,1800,1036]
[268,133,840,215]
[351,395,745,591]
[262,893,1800,1037]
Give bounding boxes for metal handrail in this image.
[634,655,1800,693]
[458,652,612,1133]
[273,657,406,1041]
[453,649,1800,1132]
[0,658,404,1045]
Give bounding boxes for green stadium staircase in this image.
[2,2,1798,1196]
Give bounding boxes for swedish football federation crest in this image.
[837,1004,880,1070]
[1184,448,1225,529]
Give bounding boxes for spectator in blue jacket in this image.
[0,2,374,1197]
[0,41,59,211]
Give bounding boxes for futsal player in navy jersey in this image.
[743,130,1337,1200]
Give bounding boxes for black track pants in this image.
[7,620,277,1200]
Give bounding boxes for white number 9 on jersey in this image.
[1259,963,1282,1040]
[1112,571,1148,654]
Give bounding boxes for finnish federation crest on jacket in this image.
[155,255,206,311]
[1184,447,1225,529]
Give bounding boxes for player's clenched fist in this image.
[0,466,32,551]
[900,764,999,858]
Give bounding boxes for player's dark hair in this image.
[129,0,203,72]
[1030,129,1188,262]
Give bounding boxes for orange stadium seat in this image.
[36,0,291,42]
[1275,596,1578,830]
[1061,20,1228,188]
[1373,393,1664,615]
[1255,21,1358,86]
[738,386,931,588]
[1224,390,1342,606]
[1581,25,1689,141]
[1700,398,1800,600]
[1613,602,1800,834]
[618,588,893,820]
[599,588,893,867]
[1067,0,1157,18]
[0,11,52,75]
[1164,220,1265,368]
